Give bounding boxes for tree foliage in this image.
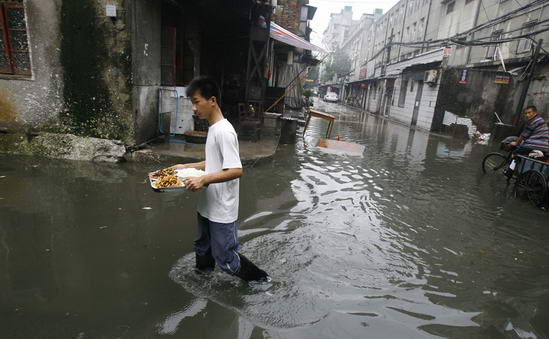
[321,48,352,83]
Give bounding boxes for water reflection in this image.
[1,103,549,338]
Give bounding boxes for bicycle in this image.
[482,142,549,207]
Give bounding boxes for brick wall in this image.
[272,0,300,35]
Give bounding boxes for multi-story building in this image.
[432,0,549,134]
[322,6,355,51]
[269,0,319,111]
[327,0,549,136]
[338,12,378,108]
[319,6,357,90]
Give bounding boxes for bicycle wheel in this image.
[514,171,531,198]
[482,152,508,175]
[525,170,547,207]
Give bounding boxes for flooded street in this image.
[1,102,549,339]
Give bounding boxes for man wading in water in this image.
[171,76,269,283]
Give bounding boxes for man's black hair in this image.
[186,76,221,103]
[526,105,538,112]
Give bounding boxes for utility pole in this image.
[513,39,542,125]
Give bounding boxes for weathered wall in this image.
[432,67,524,132]
[391,76,440,131]
[526,63,549,117]
[60,0,134,144]
[273,0,300,35]
[130,0,162,144]
[441,0,549,66]
[0,0,64,131]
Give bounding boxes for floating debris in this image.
[315,139,365,157]
[142,207,152,210]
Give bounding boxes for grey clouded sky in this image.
[308,0,400,47]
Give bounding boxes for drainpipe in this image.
[465,0,483,65]
[421,0,433,53]
[513,39,543,125]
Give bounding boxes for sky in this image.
[308,0,400,48]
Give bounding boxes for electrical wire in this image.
[359,0,549,64]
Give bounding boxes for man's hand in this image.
[510,141,518,147]
[184,176,205,191]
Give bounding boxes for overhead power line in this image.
[363,0,549,63]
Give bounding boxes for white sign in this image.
[106,5,117,17]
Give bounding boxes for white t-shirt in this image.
[197,119,242,223]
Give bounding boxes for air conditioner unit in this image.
[424,70,439,84]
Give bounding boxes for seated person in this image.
[510,105,549,156]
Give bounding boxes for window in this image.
[485,30,503,59]
[446,1,455,14]
[0,1,31,76]
[516,22,536,53]
[398,77,408,107]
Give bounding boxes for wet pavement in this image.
[1,101,549,339]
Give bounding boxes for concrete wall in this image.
[438,0,549,66]
[432,67,523,132]
[130,0,162,144]
[366,82,382,113]
[0,0,64,131]
[60,0,134,144]
[1,0,136,145]
[390,76,439,130]
[432,63,549,132]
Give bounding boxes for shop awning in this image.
[270,22,327,53]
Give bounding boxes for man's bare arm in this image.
[171,161,205,170]
[184,168,242,191]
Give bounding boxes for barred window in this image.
[0,0,31,76]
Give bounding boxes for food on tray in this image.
[148,166,205,191]
[150,167,176,179]
[153,175,183,188]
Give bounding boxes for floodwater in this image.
[1,102,549,339]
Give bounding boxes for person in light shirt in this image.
[172,77,269,283]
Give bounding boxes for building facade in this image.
[1,0,320,149]
[322,0,549,135]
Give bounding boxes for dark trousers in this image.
[194,213,241,274]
